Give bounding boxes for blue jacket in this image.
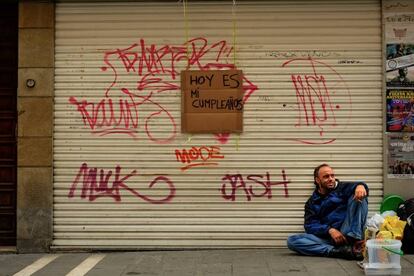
[304,180,369,238]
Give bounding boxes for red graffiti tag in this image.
[69,88,176,143]
[175,145,224,171]
[221,170,290,201]
[68,163,175,204]
[69,37,258,144]
[282,57,352,144]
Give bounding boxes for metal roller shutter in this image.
[53,0,383,249]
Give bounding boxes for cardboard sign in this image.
[181,70,243,133]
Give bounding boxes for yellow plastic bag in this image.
[379,215,407,240]
[376,230,393,239]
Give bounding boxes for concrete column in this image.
[17,0,54,253]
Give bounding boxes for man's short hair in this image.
[313,163,331,185]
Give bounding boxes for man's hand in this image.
[328,228,347,245]
[353,184,367,202]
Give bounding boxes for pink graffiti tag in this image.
[282,57,352,144]
[69,37,258,144]
[68,163,175,204]
[221,170,290,201]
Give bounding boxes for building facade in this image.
[1,0,413,252]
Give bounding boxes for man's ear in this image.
[315,177,320,185]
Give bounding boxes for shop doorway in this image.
[0,2,18,246]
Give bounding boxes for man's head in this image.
[313,163,337,194]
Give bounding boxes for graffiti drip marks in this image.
[221,170,290,201]
[68,163,175,204]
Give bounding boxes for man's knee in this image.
[287,235,299,250]
[361,198,368,214]
[347,197,368,213]
[287,234,307,251]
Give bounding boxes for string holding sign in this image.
[182,0,238,68]
[232,0,238,66]
[182,0,190,69]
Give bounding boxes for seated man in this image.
[287,163,368,260]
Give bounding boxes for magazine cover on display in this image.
[386,89,414,132]
[388,134,414,178]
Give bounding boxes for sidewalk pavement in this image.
[1,248,414,276]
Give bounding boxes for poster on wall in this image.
[388,134,414,178]
[384,10,414,88]
[386,44,414,87]
[384,13,414,44]
[386,88,414,132]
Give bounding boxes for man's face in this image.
[315,166,336,192]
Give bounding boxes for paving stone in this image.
[196,263,232,276]
[86,252,137,276]
[0,253,42,276]
[1,249,412,276]
[33,253,88,276]
[300,256,351,276]
[123,253,163,276]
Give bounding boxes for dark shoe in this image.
[352,240,365,256]
[328,245,363,261]
[353,248,364,261]
[349,238,366,261]
[346,236,365,250]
